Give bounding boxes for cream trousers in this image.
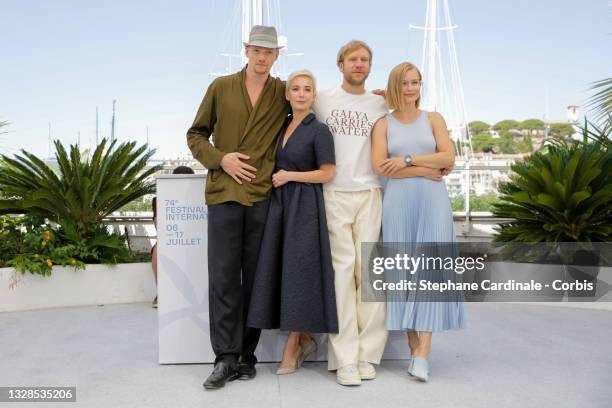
[323,188,388,370]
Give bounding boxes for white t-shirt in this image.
[313,86,389,191]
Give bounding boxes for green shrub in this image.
[4,216,135,276]
[493,121,612,243]
[0,215,24,267]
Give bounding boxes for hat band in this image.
[250,33,277,43]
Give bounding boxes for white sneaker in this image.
[337,364,362,386]
[358,361,376,380]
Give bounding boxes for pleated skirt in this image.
[382,177,465,332]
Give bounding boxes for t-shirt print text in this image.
[325,109,374,137]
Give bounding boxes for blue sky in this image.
[1,0,610,159]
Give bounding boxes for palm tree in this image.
[493,137,612,243]
[0,138,163,228]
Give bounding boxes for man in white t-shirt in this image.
[313,40,389,386]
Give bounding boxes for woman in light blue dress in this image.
[371,62,465,382]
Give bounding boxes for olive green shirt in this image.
[187,66,289,206]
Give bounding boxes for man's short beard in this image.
[344,73,368,87]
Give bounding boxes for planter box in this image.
[0,263,156,313]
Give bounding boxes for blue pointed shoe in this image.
[410,357,430,382]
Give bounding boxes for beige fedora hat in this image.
[243,25,284,49]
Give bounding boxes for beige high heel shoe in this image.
[299,334,318,365]
[276,335,318,375]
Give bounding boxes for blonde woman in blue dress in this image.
[371,62,465,382]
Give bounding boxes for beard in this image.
[344,72,369,87]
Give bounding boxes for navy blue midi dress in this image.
[247,113,339,333]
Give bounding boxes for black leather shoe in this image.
[238,362,257,380]
[203,362,239,390]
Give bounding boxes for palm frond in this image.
[587,77,612,124]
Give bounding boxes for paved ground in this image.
[0,302,610,408]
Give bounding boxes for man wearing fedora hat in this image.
[187,25,289,390]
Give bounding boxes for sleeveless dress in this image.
[382,111,465,332]
[247,113,339,334]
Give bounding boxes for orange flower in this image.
[44,231,52,241]
[46,259,53,267]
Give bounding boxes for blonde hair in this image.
[286,70,317,94]
[386,62,423,110]
[336,40,373,65]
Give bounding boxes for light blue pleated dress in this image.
[382,111,465,332]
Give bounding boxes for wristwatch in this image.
[404,154,413,166]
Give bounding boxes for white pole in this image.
[48,122,51,159]
[426,0,438,112]
[464,158,471,234]
[253,0,263,25]
[241,0,250,67]
[95,106,99,146]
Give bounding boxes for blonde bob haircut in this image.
[336,40,373,65]
[386,62,423,110]
[286,69,317,95]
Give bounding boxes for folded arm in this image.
[410,112,455,170]
[371,116,445,181]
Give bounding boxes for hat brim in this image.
[243,41,284,49]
